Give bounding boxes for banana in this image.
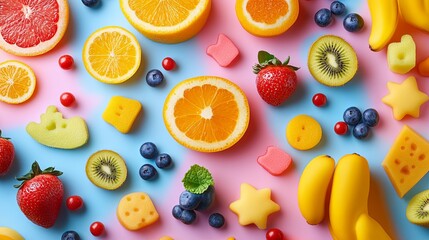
[397,0,429,33]
[355,213,392,240]
[0,227,24,240]
[298,155,335,225]
[329,153,370,240]
[368,0,398,51]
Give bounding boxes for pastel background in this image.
[1,0,429,239]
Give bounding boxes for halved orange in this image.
[0,60,36,104]
[120,0,211,43]
[236,0,299,37]
[0,0,69,56]
[163,76,250,152]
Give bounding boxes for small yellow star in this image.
[229,183,280,229]
[382,76,429,120]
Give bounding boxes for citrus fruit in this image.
[163,76,250,152]
[235,0,299,37]
[0,0,69,56]
[82,26,141,84]
[119,0,211,43]
[0,60,36,104]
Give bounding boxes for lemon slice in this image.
[0,60,36,104]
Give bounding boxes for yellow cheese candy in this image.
[387,34,416,74]
[382,125,429,197]
[102,96,142,133]
[117,192,159,230]
[286,114,322,150]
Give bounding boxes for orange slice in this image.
[235,0,299,37]
[163,76,250,152]
[82,26,141,84]
[119,0,211,43]
[0,0,69,56]
[0,60,36,104]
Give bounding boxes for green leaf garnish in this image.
[258,50,276,64]
[182,164,214,194]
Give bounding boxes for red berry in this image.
[59,55,74,70]
[66,195,83,211]
[334,121,349,135]
[162,57,176,71]
[90,221,105,236]
[60,92,75,107]
[266,228,284,240]
[312,93,327,107]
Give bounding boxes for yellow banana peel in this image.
[368,0,398,51]
[355,214,392,240]
[398,0,429,33]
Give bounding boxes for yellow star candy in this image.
[229,183,280,229]
[382,76,429,120]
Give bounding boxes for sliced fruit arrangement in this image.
[406,189,429,227]
[0,0,69,56]
[82,26,141,84]
[0,227,24,240]
[15,161,64,228]
[86,150,128,190]
[308,35,358,87]
[235,0,299,37]
[119,0,211,43]
[0,60,36,104]
[163,76,250,152]
[252,51,299,106]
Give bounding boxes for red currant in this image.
[66,195,83,211]
[162,57,176,71]
[90,221,105,237]
[60,92,75,107]
[59,55,74,70]
[334,121,349,135]
[266,228,284,240]
[312,93,327,107]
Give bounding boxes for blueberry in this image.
[314,8,333,27]
[330,1,346,15]
[195,185,215,211]
[180,209,197,224]
[146,69,164,87]
[81,0,100,7]
[156,153,173,169]
[353,123,370,139]
[61,231,80,240]
[343,13,364,32]
[172,205,183,219]
[179,190,202,210]
[208,213,225,228]
[140,142,158,159]
[139,164,157,180]
[362,108,379,127]
[343,107,362,126]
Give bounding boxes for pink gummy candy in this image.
[257,146,292,176]
[206,33,239,67]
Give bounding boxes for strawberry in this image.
[0,130,15,176]
[15,161,64,228]
[253,51,299,106]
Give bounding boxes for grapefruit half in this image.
[0,0,69,56]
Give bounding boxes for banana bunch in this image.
[368,0,429,51]
[298,154,392,240]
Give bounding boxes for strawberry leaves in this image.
[253,50,300,74]
[14,161,63,188]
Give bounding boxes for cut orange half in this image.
[0,0,69,56]
[82,26,142,84]
[119,0,211,43]
[236,0,299,37]
[0,60,36,104]
[163,76,250,152]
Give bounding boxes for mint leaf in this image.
[182,164,214,194]
[258,50,275,64]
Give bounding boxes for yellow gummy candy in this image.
[102,96,142,133]
[159,237,173,240]
[117,192,159,231]
[26,106,88,149]
[387,34,416,74]
[286,114,322,150]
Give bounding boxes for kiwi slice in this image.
[308,35,358,87]
[406,189,429,227]
[86,150,127,190]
